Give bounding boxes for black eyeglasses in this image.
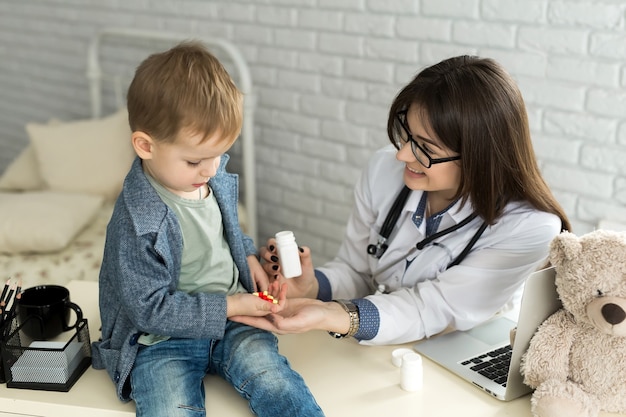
[393,110,461,168]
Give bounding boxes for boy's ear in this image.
[131,131,154,159]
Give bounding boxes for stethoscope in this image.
[367,185,489,269]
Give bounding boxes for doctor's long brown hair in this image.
[387,55,570,232]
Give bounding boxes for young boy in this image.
[91,42,324,417]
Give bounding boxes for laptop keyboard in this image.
[460,345,512,387]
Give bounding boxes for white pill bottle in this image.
[400,352,423,392]
[275,231,302,278]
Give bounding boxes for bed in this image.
[0,28,257,291]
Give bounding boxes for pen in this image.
[0,281,19,329]
[8,279,21,315]
[0,279,10,307]
[0,279,9,333]
[3,283,15,311]
[3,289,20,325]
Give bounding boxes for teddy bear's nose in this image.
[601,303,626,325]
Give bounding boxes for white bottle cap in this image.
[402,352,422,369]
[391,348,414,367]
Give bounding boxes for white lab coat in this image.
[317,145,562,345]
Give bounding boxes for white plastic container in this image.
[400,352,423,392]
[275,231,302,278]
[391,348,414,367]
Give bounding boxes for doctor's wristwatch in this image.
[328,299,360,339]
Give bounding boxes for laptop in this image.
[413,267,561,401]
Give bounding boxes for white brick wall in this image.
[1,0,625,263]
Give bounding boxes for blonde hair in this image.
[127,41,242,144]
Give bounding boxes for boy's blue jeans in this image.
[130,321,325,417]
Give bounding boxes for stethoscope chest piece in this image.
[367,185,411,260]
[367,238,388,259]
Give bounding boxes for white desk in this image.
[0,281,619,417]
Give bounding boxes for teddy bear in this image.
[520,229,626,417]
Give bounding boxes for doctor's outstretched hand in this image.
[230,296,352,336]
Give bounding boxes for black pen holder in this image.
[0,313,91,392]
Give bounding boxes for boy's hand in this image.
[247,255,269,292]
[226,282,287,317]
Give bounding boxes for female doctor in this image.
[233,55,571,345]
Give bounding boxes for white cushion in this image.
[0,118,64,192]
[27,108,134,201]
[0,145,44,191]
[0,191,104,254]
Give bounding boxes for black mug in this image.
[17,285,83,340]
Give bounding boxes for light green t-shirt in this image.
[140,174,246,345]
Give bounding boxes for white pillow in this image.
[0,118,63,192]
[27,108,134,201]
[0,145,44,191]
[0,191,104,254]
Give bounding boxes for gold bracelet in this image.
[328,299,360,339]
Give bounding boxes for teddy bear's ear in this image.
[549,231,581,266]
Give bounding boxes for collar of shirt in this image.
[404,190,475,236]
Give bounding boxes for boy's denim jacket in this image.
[91,155,257,402]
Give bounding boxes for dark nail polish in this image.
[273,275,278,280]
[270,255,279,262]
[299,247,304,253]
[272,265,279,271]
[269,245,275,251]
